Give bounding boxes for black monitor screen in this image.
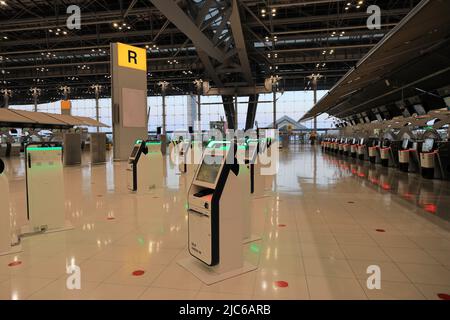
[130,146,140,158]
[422,139,434,153]
[402,139,409,150]
[352,139,356,144]
[196,156,223,184]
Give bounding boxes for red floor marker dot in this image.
[132,270,145,276]
[278,224,287,228]
[437,293,450,300]
[274,281,289,288]
[376,229,386,233]
[107,217,115,220]
[8,261,22,267]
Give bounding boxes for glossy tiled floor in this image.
[1,144,450,300]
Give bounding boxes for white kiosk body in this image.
[262,138,275,191]
[147,141,164,189]
[179,141,256,284]
[0,159,21,255]
[24,144,70,233]
[236,143,255,243]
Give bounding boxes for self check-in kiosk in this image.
[127,140,164,191]
[0,159,21,256]
[247,139,265,197]
[420,138,439,179]
[22,143,72,235]
[399,138,413,172]
[342,139,350,156]
[380,139,393,167]
[179,141,256,284]
[357,138,366,160]
[127,140,149,192]
[350,138,358,158]
[236,141,259,243]
[177,141,191,174]
[368,139,381,164]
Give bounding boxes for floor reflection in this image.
[321,151,450,223]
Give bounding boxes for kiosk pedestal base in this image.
[178,257,257,285]
[399,163,409,172]
[20,221,74,237]
[0,244,22,257]
[421,167,435,180]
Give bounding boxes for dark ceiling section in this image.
[301,0,450,124]
[0,0,419,105]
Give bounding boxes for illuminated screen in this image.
[402,139,409,150]
[422,139,434,153]
[130,146,140,158]
[196,156,223,184]
[360,138,364,145]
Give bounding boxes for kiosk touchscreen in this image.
[23,143,71,234]
[402,139,410,150]
[422,139,434,153]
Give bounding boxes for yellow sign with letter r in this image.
[117,43,147,71]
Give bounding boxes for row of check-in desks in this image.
[321,137,450,180]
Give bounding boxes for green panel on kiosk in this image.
[27,147,62,151]
[207,140,231,149]
[146,142,161,145]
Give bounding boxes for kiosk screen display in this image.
[130,146,140,158]
[196,156,223,184]
[422,139,434,153]
[402,139,409,150]
[360,138,364,145]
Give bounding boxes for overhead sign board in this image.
[117,43,147,71]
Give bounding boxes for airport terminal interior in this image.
[0,0,450,301]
